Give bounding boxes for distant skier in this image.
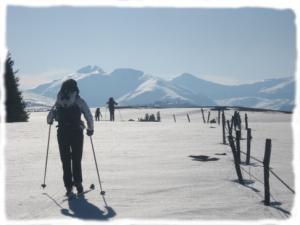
[107,97,118,121]
[156,111,161,122]
[95,107,102,121]
[47,79,94,196]
[233,111,241,131]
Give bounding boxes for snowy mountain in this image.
[29,65,106,99]
[22,91,55,112]
[26,66,215,108]
[118,76,215,106]
[172,74,295,111]
[25,66,295,111]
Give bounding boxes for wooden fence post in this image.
[173,114,176,123]
[263,139,272,206]
[201,108,206,123]
[228,135,244,184]
[218,110,220,125]
[246,128,252,165]
[207,111,211,123]
[227,120,232,136]
[245,113,248,130]
[238,113,242,137]
[231,116,234,131]
[236,130,241,164]
[233,112,237,131]
[187,114,190,123]
[222,111,226,144]
[238,112,242,129]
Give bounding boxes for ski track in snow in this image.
[5,108,294,221]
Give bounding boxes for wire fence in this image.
[221,109,294,217]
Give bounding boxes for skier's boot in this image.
[65,186,73,197]
[75,183,84,196]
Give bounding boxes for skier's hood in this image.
[56,91,78,108]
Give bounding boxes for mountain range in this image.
[24,65,295,112]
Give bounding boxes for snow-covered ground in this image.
[5,108,294,222]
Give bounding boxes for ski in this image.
[76,184,95,198]
[62,184,95,202]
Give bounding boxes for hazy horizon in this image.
[7,6,296,89]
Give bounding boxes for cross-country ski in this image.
[61,184,96,202]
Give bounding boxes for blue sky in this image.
[7,7,296,89]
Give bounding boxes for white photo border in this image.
[0,1,298,225]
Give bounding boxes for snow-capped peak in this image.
[117,77,189,104]
[39,66,106,95]
[77,65,104,74]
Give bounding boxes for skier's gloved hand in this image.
[47,119,53,125]
[87,129,94,136]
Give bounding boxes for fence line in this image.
[269,170,295,194]
[239,150,295,194]
[223,110,295,207]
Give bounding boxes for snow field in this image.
[5,108,294,221]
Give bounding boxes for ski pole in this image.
[41,124,52,188]
[90,136,106,195]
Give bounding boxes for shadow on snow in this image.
[43,192,116,220]
[189,155,219,162]
[61,195,116,220]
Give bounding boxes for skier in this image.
[106,97,118,121]
[47,79,94,196]
[95,107,102,121]
[156,111,161,122]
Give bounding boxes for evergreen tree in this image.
[5,53,29,122]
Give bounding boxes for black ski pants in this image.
[57,127,83,189]
[109,109,115,121]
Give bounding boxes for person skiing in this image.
[95,107,102,121]
[47,79,94,196]
[106,97,118,121]
[156,111,161,122]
